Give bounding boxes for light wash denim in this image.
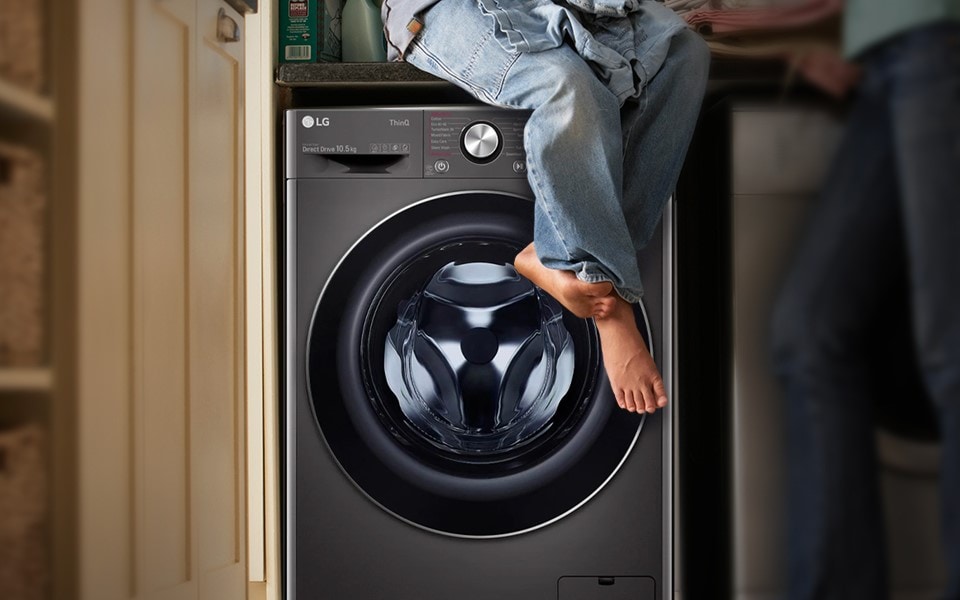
[402,0,709,302]
[771,22,960,600]
[383,0,653,61]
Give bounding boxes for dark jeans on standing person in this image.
[771,21,960,600]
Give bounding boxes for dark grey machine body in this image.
[284,107,674,600]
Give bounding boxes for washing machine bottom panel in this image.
[291,402,664,600]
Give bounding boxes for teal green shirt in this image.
[844,0,960,57]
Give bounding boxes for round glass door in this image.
[307,192,650,537]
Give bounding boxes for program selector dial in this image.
[461,121,502,163]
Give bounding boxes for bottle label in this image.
[289,0,308,18]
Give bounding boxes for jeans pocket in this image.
[406,0,520,104]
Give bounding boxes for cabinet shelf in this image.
[0,368,54,392]
[0,78,55,124]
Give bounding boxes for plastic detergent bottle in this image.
[341,0,387,62]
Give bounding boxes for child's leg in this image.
[620,26,710,250]
[403,0,682,411]
[405,0,643,301]
[481,47,671,412]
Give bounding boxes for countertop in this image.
[277,57,790,88]
[276,57,796,106]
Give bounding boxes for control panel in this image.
[286,108,529,179]
[424,109,528,178]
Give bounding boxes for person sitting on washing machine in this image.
[382,0,709,413]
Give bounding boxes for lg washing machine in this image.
[284,107,675,600]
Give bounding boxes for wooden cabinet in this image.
[1,1,284,598]
[75,1,252,599]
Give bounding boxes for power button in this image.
[434,159,450,173]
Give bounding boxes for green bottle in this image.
[341,0,387,62]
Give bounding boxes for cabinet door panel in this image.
[192,0,246,587]
[79,1,247,599]
[133,1,193,594]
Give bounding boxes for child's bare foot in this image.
[594,296,668,413]
[514,243,616,319]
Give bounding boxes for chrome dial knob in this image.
[461,122,502,163]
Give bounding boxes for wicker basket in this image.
[0,424,47,600]
[0,0,44,92]
[0,142,46,367]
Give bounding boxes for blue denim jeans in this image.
[771,22,960,600]
[404,0,709,302]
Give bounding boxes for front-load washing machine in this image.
[285,106,674,600]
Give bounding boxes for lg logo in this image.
[302,116,331,128]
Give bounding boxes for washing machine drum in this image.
[384,260,576,457]
[307,192,649,537]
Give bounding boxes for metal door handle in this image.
[217,8,241,43]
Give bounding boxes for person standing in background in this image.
[771,1,960,598]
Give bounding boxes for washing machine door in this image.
[306,192,650,537]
